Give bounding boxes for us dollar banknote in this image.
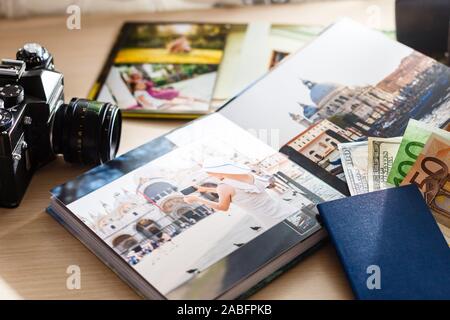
[387,119,450,186]
[338,141,369,196]
[367,137,402,192]
[401,133,450,245]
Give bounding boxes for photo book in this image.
[48,19,450,299]
[87,21,326,119]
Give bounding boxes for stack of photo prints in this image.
[48,19,450,299]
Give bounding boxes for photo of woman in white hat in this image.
[183,158,298,228]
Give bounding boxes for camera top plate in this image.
[0,59,25,80]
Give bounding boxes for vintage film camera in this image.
[0,43,122,207]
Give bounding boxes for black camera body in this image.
[0,44,121,207]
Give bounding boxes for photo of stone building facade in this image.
[284,51,450,188]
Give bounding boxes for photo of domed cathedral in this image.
[84,139,333,270]
[281,51,450,193]
[99,179,216,266]
[67,117,343,297]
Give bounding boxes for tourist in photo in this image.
[129,81,165,110]
[127,70,201,110]
[183,158,298,228]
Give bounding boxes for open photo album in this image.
[48,19,450,299]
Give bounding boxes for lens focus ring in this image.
[51,98,121,165]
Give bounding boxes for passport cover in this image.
[317,184,450,299]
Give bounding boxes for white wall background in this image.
[0,0,350,18]
[0,0,212,18]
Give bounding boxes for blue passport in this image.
[317,184,450,300]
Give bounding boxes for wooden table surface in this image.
[0,0,394,299]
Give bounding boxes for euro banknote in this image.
[400,133,450,245]
[387,119,450,186]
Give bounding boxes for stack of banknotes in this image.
[338,119,450,244]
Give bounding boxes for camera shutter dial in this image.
[0,108,13,131]
[0,84,24,108]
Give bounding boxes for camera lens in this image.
[51,98,122,165]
